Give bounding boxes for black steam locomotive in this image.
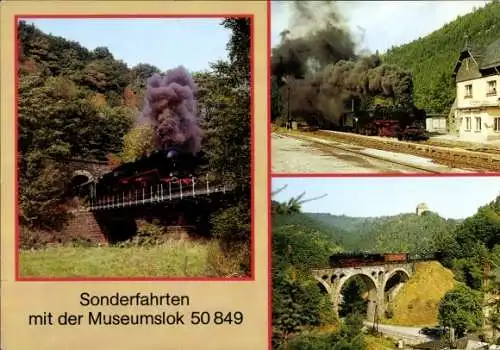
[95,148,208,197]
[337,105,429,140]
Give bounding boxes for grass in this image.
[383,261,456,326]
[20,240,234,278]
[365,335,396,350]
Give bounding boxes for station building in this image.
[452,38,500,142]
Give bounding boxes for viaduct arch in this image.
[312,262,415,321]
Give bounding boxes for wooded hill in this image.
[306,212,460,255]
[382,1,500,114]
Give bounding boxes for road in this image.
[272,133,470,174]
[363,321,437,344]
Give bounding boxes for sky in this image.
[272,177,500,219]
[271,1,490,53]
[26,18,231,72]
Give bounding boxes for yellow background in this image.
[0,1,269,349]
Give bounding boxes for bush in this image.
[20,228,53,250]
[206,241,249,277]
[118,222,167,247]
[210,202,250,248]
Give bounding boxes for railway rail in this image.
[289,130,500,172]
[281,133,444,174]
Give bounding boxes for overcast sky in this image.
[272,177,500,219]
[26,18,231,72]
[271,1,490,53]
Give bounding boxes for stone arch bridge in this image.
[312,262,416,321]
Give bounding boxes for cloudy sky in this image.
[271,1,490,53]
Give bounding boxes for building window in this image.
[475,117,481,132]
[487,80,497,96]
[464,84,472,98]
[465,117,471,131]
[494,117,500,132]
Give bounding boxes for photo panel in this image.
[271,175,500,348]
[270,1,500,175]
[1,1,269,349]
[15,14,254,281]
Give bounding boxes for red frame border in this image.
[266,0,272,348]
[14,14,256,283]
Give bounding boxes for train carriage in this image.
[329,252,409,268]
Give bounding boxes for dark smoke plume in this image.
[272,1,414,125]
[271,1,356,79]
[140,66,203,155]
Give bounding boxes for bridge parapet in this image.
[83,178,235,211]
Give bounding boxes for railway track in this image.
[282,133,450,174]
[302,130,500,172]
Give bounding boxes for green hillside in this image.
[305,213,375,250]
[305,212,460,255]
[359,212,460,254]
[273,212,344,269]
[382,1,500,114]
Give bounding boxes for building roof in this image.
[411,334,487,350]
[453,38,500,75]
[481,38,500,69]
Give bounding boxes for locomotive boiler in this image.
[95,148,208,197]
[337,104,428,140]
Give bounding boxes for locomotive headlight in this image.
[166,150,177,159]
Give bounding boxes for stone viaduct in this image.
[312,262,416,321]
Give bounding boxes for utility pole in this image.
[281,76,291,131]
[287,82,291,131]
[372,301,379,333]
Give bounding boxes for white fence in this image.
[87,178,232,211]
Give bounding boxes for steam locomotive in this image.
[336,105,429,141]
[328,251,441,268]
[95,148,208,197]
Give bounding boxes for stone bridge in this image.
[312,262,416,321]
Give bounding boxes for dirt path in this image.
[363,322,437,344]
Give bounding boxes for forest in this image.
[18,18,251,277]
[306,212,460,255]
[272,191,500,348]
[382,0,500,114]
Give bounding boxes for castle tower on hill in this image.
[416,202,430,216]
